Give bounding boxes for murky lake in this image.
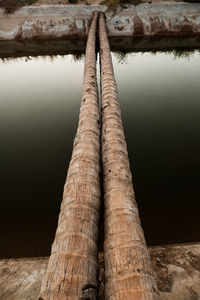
[1,40,200,258]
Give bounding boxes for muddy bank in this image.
[0,3,200,40]
[1,243,200,300]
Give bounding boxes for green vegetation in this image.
[68,0,78,3]
[0,0,37,13]
[118,0,140,3]
[184,0,200,2]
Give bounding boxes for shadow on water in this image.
[0,36,200,258]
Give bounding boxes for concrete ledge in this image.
[0,3,200,40]
[1,243,200,300]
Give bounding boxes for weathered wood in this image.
[99,12,160,300]
[39,11,100,300]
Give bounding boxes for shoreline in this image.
[0,36,200,60]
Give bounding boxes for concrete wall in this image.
[1,243,200,300]
[0,3,200,40]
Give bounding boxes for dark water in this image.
[0,55,83,258]
[115,51,200,246]
[0,40,200,258]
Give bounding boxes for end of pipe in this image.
[100,11,105,18]
[92,10,99,17]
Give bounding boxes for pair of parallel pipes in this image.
[39,11,160,300]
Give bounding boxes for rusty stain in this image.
[134,15,144,35]
[150,16,167,36]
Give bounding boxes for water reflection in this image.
[113,51,200,246]
[0,55,84,258]
[0,46,200,258]
[113,49,200,64]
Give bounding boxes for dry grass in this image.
[0,0,140,13]
[1,0,200,15]
[0,0,38,13]
[101,0,140,9]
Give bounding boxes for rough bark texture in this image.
[39,11,100,300]
[99,12,160,300]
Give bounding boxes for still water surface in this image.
[1,50,200,258]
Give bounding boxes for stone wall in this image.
[0,3,200,40]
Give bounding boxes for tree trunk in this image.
[39,11,100,300]
[99,12,160,300]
